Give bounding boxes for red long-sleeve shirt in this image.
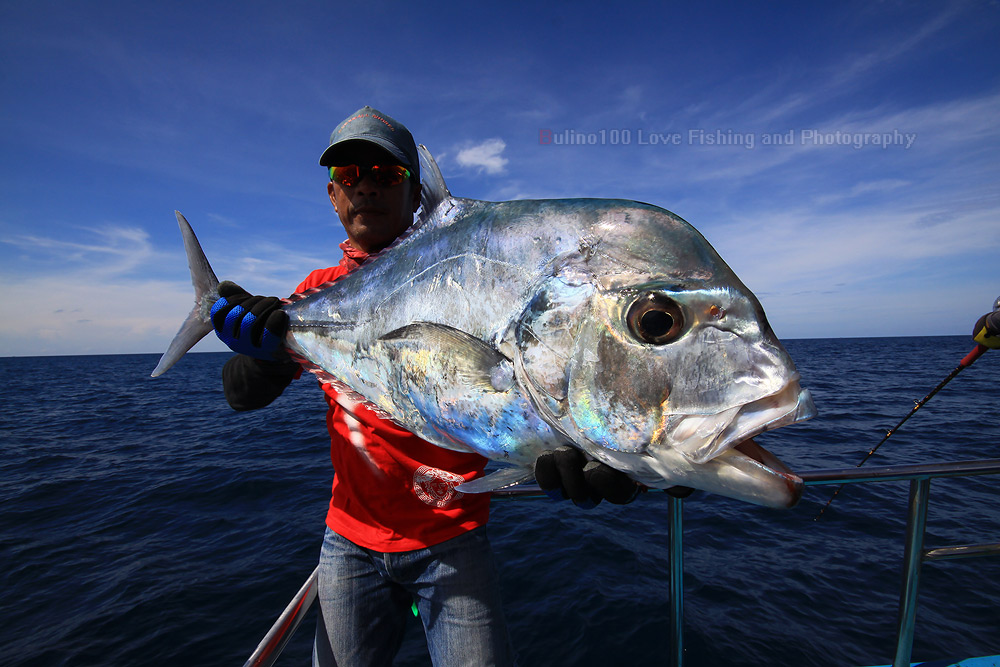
[297,244,490,552]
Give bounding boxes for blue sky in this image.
[2,1,998,357]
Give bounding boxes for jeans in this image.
[312,526,515,667]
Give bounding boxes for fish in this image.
[153,146,816,509]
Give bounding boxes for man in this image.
[210,106,636,666]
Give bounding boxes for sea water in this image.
[1,336,997,666]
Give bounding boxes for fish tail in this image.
[150,211,221,377]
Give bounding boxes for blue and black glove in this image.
[973,310,1000,349]
[211,281,289,361]
[534,446,642,509]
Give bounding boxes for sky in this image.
[1,0,998,357]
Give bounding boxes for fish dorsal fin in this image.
[418,144,451,216]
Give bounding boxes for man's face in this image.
[328,142,421,254]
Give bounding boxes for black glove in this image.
[973,310,1000,349]
[534,446,641,509]
[210,281,289,361]
[222,354,298,411]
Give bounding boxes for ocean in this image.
[1,336,998,666]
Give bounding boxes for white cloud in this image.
[702,195,1000,340]
[0,271,225,357]
[455,138,508,174]
[2,225,155,277]
[0,223,334,356]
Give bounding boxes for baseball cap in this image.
[318,106,420,183]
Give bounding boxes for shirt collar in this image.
[338,241,370,270]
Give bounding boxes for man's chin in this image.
[349,218,410,252]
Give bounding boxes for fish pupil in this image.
[641,310,674,337]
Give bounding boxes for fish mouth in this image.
[711,437,805,508]
[702,382,814,508]
[737,436,803,499]
[641,433,805,508]
[644,380,815,508]
[671,379,816,465]
[733,437,790,472]
[642,435,805,508]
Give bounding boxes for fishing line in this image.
[814,342,990,521]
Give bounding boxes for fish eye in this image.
[626,292,684,344]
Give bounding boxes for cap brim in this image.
[319,136,412,167]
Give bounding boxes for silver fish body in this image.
[154,147,815,508]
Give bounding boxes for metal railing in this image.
[796,459,1000,667]
[243,459,1000,667]
[242,565,319,667]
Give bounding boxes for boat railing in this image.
[243,458,1000,667]
[795,459,1000,667]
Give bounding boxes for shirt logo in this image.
[413,465,465,507]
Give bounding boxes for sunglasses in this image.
[329,164,411,187]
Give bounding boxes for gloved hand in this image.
[210,281,289,361]
[534,446,641,509]
[973,310,1000,349]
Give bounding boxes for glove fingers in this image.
[218,281,251,299]
[534,451,560,492]
[535,446,590,502]
[535,448,640,507]
[226,305,248,339]
[247,297,283,346]
[583,461,638,505]
[259,310,290,360]
[210,284,288,361]
[211,301,236,332]
[226,295,262,341]
[553,447,590,503]
[213,288,261,340]
[263,309,289,337]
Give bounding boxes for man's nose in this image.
[354,172,381,194]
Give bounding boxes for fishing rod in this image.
[814,296,999,520]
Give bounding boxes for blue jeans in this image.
[312,526,515,666]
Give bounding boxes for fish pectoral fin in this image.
[456,467,535,493]
[378,322,513,392]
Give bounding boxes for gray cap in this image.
[319,106,419,182]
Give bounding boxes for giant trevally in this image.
[153,146,815,508]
